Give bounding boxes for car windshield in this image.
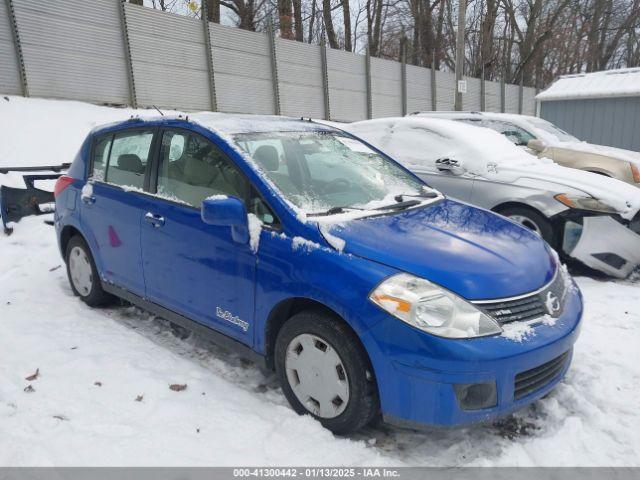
[233,131,429,214]
[528,119,578,143]
[456,118,536,146]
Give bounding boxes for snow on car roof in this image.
[190,112,336,135]
[536,68,640,101]
[346,116,542,174]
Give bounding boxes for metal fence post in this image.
[500,77,506,113]
[5,0,28,97]
[119,0,137,108]
[201,1,218,112]
[365,45,373,119]
[400,38,407,116]
[518,75,524,114]
[320,35,331,120]
[266,20,281,116]
[430,55,437,111]
[480,65,486,111]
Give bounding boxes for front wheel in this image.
[275,311,379,435]
[65,235,115,307]
[498,206,556,247]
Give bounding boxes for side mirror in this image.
[435,158,465,175]
[527,138,546,152]
[201,196,249,244]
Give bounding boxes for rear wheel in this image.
[275,310,378,435]
[498,206,556,247]
[65,236,114,307]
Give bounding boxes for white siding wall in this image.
[14,0,129,104]
[126,4,211,110]
[0,0,21,95]
[277,39,324,118]
[327,49,367,122]
[210,23,275,114]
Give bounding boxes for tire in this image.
[275,310,379,435]
[498,206,556,247]
[65,235,114,307]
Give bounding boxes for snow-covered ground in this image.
[1,96,639,466]
[1,216,639,466]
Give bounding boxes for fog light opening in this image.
[454,381,497,411]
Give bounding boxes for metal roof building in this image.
[537,68,640,152]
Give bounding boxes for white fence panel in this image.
[435,70,455,111]
[327,49,367,122]
[126,5,210,111]
[210,23,275,115]
[371,57,402,118]
[522,87,536,115]
[0,0,21,95]
[406,65,431,113]
[13,0,129,104]
[277,39,324,118]
[505,84,520,113]
[462,76,481,111]
[485,80,501,112]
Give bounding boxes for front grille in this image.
[514,351,570,400]
[480,296,546,324]
[474,269,566,325]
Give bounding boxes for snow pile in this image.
[501,322,535,342]
[319,225,346,253]
[291,236,321,253]
[537,68,640,101]
[0,96,180,169]
[247,213,263,253]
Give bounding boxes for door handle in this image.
[144,212,165,228]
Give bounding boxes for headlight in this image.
[369,273,502,339]
[554,193,618,214]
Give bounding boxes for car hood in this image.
[319,199,556,301]
[495,162,640,220]
[551,141,640,167]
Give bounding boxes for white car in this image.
[342,116,640,278]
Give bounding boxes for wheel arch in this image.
[263,297,373,375]
[491,201,548,219]
[60,224,83,256]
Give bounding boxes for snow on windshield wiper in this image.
[394,191,439,202]
[307,206,365,217]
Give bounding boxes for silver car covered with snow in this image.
[343,117,640,278]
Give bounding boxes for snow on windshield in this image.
[526,118,579,143]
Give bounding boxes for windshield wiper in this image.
[307,206,365,217]
[394,191,439,202]
[375,199,422,211]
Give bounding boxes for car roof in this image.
[410,111,541,124]
[91,112,338,138]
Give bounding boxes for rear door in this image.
[81,128,156,296]
[140,128,278,344]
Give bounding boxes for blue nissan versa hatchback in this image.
[54,113,582,434]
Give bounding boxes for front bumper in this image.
[360,279,583,428]
[560,214,640,278]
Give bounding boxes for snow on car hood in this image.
[345,117,640,220]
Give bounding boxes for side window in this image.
[104,129,154,189]
[157,130,278,226]
[91,135,112,181]
[485,121,535,146]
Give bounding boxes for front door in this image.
[81,128,156,296]
[140,128,276,344]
